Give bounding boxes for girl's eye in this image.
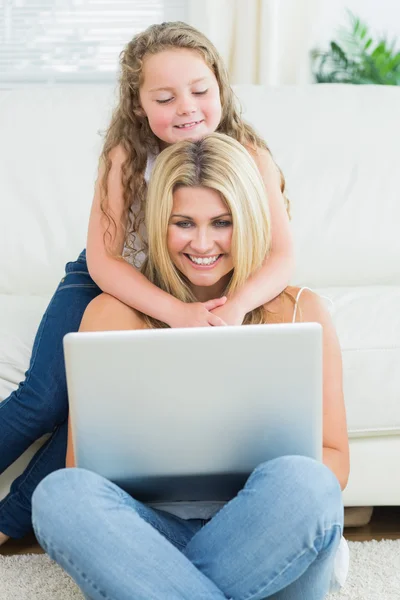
[176,221,193,228]
[193,89,208,96]
[156,98,173,104]
[213,220,232,227]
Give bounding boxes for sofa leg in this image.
[344,506,374,528]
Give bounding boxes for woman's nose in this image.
[190,229,214,253]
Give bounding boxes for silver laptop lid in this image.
[64,323,323,501]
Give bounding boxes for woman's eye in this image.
[193,89,208,96]
[176,221,193,228]
[213,220,232,227]
[156,98,173,104]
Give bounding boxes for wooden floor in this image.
[1,506,399,556]
[343,506,400,542]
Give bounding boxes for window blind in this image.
[0,0,187,84]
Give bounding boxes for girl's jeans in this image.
[32,456,343,600]
[0,250,101,537]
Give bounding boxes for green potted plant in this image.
[311,11,400,84]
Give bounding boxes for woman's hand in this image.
[167,297,228,328]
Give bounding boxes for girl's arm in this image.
[212,148,294,324]
[86,146,225,327]
[297,289,350,491]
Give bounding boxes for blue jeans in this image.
[0,250,101,537]
[32,456,343,600]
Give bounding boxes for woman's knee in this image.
[248,455,343,524]
[32,468,110,534]
[79,293,142,332]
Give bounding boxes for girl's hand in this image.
[211,300,246,326]
[167,297,228,328]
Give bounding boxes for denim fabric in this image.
[32,456,343,600]
[0,250,101,537]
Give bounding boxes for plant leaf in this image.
[310,10,400,86]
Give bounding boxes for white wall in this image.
[312,0,400,52]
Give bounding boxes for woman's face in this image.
[167,186,234,300]
[139,49,222,148]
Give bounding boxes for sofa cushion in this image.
[0,295,49,400]
[0,86,113,297]
[237,84,400,287]
[2,85,400,296]
[318,286,400,436]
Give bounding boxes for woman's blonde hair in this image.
[141,133,291,327]
[99,21,290,262]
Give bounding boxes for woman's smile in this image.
[184,253,223,268]
[167,186,234,300]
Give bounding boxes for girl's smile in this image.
[173,119,205,133]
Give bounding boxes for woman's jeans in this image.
[0,250,101,537]
[32,456,343,600]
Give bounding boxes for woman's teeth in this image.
[188,255,220,265]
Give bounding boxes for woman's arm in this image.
[212,148,294,324]
[86,146,226,328]
[66,415,75,468]
[296,289,350,491]
[65,293,150,469]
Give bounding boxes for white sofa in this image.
[1,84,400,509]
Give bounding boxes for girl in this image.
[32,134,349,599]
[0,21,293,545]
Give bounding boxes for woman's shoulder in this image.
[264,286,330,325]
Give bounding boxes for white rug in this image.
[0,540,399,600]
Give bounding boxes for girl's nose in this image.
[177,96,196,116]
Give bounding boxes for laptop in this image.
[63,323,323,503]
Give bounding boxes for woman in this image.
[32,134,349,600]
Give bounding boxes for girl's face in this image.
[139,49,222,147]
[167,186,234,301]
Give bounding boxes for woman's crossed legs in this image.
[32,455,343,600]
